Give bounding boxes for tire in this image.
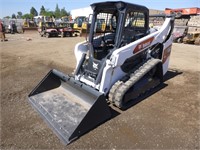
[177,38,182,43]
[65,32,71,37]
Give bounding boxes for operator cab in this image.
[79,1,149,83]
[88,1,149,60]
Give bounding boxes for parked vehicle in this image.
[173,26,188,43]
[57,22,75,37]
[38,22,59,38]
[183,32,200,45]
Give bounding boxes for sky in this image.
[0,0,199,18]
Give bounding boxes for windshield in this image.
[74,16,86,27]
[90,10,119,60]
[187,33,193,39]
[121,11,146,46]
[45,22,55,28]
[94,12,117,33]
[91,11,118,57]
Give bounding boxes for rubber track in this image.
[109,58,161,109]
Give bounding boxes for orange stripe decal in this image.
[133,37,154,53]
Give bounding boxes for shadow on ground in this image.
[163,69,183,82]
[82,69,184,147]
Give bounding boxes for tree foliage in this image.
[42,9,54,17]
[40,5,45,15]
[54,4,61,18]
[17,12,23,19]
[30,7,38,16]
[4,16,11,19]
[12,14,16,19]
[60,7,70,17]
[5,4,71,19]
[22,13,34,19]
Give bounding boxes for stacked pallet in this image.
[188,26,200,33]
[149,18,188,27]
[149,9,164,15]
[188,15,200,27]
[149,17,165,26]
[174,19,189,26]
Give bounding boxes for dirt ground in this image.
[0,31,199,149]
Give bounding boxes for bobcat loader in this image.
[28,1,174,145]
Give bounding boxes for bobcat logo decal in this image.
[93,62,99,70]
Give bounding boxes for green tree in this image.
[12,13,16,19]
[30,7,38,16]
[22,13,34,19]
[43,10,54,17]
[4,16,11,19]
[40,5,46,15]
[54,4,60,18]
[17,12,23,19]
[60,7,69,17]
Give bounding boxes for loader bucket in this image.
[28,69,111,145]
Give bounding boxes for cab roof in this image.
[91,1,149,12]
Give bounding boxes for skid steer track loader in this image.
[28,1,174,145]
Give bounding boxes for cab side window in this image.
[121,11,146,46]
